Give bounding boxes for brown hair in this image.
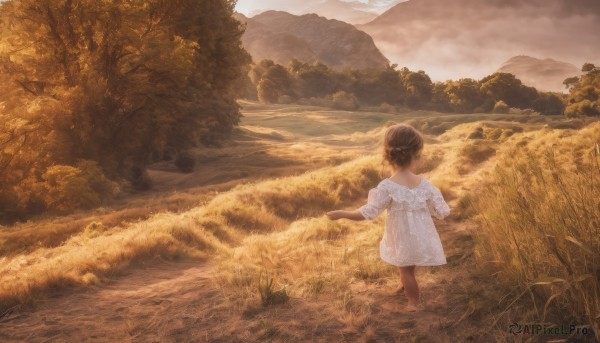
[383,124,424,169]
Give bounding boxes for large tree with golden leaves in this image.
[0,0,250,219]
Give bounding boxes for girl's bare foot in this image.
[406,302,426,312]
[406,299,429,312]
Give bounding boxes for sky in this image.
[234,0,401,17]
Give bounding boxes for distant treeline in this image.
[0,0,250,221]
[239,59,599,117]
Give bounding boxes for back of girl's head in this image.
[383,124,424,169]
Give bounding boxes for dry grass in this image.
[472,122,600,341]
[0,155,382,313]
[0,212,227,312]
[459,140,497,165]
[0,182,238,258]
[214,215,394,298]
[212,213,404,337]
[2,100,600,341]
[201,156,381,232]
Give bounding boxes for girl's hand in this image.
[326,210,344,220]
[327,210,366,221]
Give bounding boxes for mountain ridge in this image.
[497,56,581,93]
[237,10,389,69]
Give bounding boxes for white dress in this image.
[358,177,450,267]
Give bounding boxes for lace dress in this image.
[358,177,450,267]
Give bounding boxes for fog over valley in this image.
[236,0,600,83]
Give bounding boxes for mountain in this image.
[359,0,600,81]
[236,0,402,24]
[304,0,378,24]
[497,56,581,93]
[236,11,389,69]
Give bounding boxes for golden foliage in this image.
[0,0,251,220]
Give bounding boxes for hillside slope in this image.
[236,11,389,69]
[303,0,378,24]
[1,101,599,341]
[497,55,581,93]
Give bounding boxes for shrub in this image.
[130,166,153,191]
[379,102,396,113]
[175,151,197,173]
[41,160,117,212]
[277,95,293,104]
[331,91,359,111]
[258,272,289,306]
[511,125,524,133]
[499,129,515,140]
[565,100,598,117]
[509,107,536,115]
[483,128,503,140]
[460,141,496,164]
[492,100,509,114]
[467,127,484,139]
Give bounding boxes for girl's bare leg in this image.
[399,266,419,307]
[394,268,404,294]
[394,284,404,294]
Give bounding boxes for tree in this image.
[429,82,452,112]
[563,76,580,90]
[0,0,251,219]
[564,63,600,117]
[257,78,279,104]
[400,69,433,109]
[288,60,336,99]
[257,64,293,103]
[231,63,258,100]
[250,60,275,85]
[480,73,539,109]
[331,91,359,111]
[532,93,566,115]
[445,78,487,113]
[582,63,596,72]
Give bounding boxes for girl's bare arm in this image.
[326,210,365,221]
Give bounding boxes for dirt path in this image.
[0,219,478,343]
[1,260,228,342]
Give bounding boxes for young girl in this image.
[326,124,450,312]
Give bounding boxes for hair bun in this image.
[383,124,424,168]
[391,146,409,154]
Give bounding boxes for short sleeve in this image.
[426,181,451,220]
[358,185,392,221]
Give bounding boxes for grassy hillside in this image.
[1,101,598,341]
